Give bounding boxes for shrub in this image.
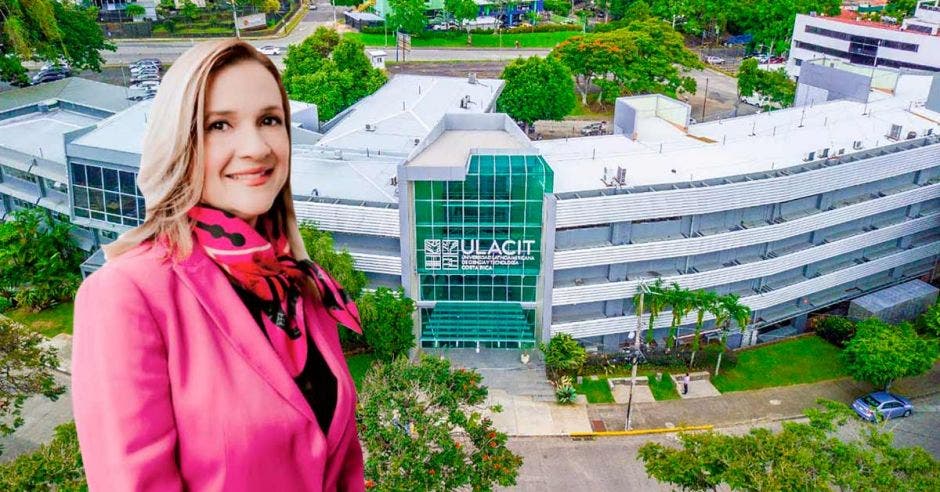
[0,422,84,490]
[358,287,416,362]
[543,0,571,16]
[815,316,856,347]
[915,302,940,338]
[553,375,577,404]
[540,333,586,377]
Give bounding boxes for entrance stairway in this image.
[422,302,535,346]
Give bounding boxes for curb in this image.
[570,424,713,438]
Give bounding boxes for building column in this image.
[816,191,833,211]
[602,333,623,351]
[610,220,632,245]
[792,313,808,332]
[905,203,922,218]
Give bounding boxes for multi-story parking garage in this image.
[3,65,938,351]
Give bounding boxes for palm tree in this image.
[713,294,752,376]
[664,282,694,350]
[689,290,719,367]
[643,279,665,346]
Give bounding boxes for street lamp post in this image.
[230,0,241,38]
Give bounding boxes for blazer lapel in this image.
[172,245,318,425]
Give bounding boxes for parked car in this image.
[130,60,161,71]
[130,68,160,77]
[705,55,725,65]
[852,391,913,422]
[129,80,160,91]
[580,121,607,136]
[130,65,160,74]
[769,56,787,64]
[258,46,283,56]
[753,53,770,64]
[127,91,157,102]
[308,3,317,9]
[31,66,70,85]
[131,75,161,84]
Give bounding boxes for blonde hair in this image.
[104,39,310,264]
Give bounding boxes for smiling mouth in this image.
[225,168,274,181]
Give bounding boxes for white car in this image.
[258,46,283,56]
[129,80,160,91]
[705,55,725,65]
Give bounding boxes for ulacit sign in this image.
[424,239,537,271]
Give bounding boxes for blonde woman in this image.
[71,40,366,491]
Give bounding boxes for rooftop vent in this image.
[803,151,816,162]
[468,72,477,85]
[459,95,472,109]
[906,130,917,140]
[365,123,377,132]
[389,176,398,186]
[853,140,864,150]
[37,99,58,113]
[818,147,829,158]
[413,138,420,145]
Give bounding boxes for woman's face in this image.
[201,59,289,226]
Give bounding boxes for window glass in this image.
[119,171,137,195]
[71,163,87,186]
[86,166,102,188]
[103,168,119,192]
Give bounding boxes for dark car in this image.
[852,391,913,422]
[31,67,71,85]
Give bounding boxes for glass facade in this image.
[70,162,144,227]
[413,153,553,347]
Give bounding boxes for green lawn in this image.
[3,302,74,338]
[712,335,849,393]
[344,31,581,49]
[574,377,614,404]
[345,352,377,391]
[645,372,681,401]
[568,91,614,118]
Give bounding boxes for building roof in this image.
[0,77,135,114]
[537,71,940,194]
[316,74,504,156]
[816,7,940,37]
[70,100,152,158]
[0,108,99,166]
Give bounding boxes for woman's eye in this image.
[262,116,282,126]
[208,121,229,131]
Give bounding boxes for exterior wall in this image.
[787,14,940,77]
[549,139,940,346]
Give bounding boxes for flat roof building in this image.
[787,3,940,77]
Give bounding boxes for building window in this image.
[10,197,33,210]
[804,25,918,52]
[43,177,68,194]
[1,164,39,184]
[71,163,144,226]
[100,229,118,240]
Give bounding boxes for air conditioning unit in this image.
[887,123,902,141]
[803,151,816,162]
[853,140,864,150]
[837,148,845,155]
[365,123,377,132]
[615,166,627,185]
[468,72,477,84]
[818,147,829,158]
[906,130,918,140]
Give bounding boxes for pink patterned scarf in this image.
[188,204,361,376]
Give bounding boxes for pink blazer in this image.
[71,241,365,491]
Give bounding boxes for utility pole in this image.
[231,0,241,38]
[625,285,647,431]
[701,77,709,121]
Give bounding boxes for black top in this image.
[232,283,337,434]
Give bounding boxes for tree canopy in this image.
[386,0,428,35]
[0,0,116,84]
[497,56,576,127]
[358,355,523,491]
[444,0,479,25]
[282,27,387,121]
[357,287,416,362]
[298,221,368,300]
[552,18,701,105]
[0,317,66,455]
[0,208,84,312]
[737,58,797,108]
[840,317,938,390]
[638,399,940,491]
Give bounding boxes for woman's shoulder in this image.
[80,242,175,295]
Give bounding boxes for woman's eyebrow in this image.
[205,106,283,118]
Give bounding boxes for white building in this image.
[787,2,940,78]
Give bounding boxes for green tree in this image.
[0,317,66,455]
[496,56,575,130]
[297,222,367,300]
[0,422,84,488]
[0,0,116,84]
[885,0,918,18]
[641,279,666,345]
[387,0,428,35]
[815,315,856,347]
[124,3,146,19]
[710,293,750,375]
[689,290,719,366]
[841,318,939,390]
[283,29,387,121]
[552,19,700,106]
[445,0,478,25]
[179,0,199,21]
[638,399,940,491]
[737,58,761,98]
[358,355,523,491]
[0,209,83,312]
[663,282,694,349]
[539,333,586,378]
[357,287,416,362]
[915,302,940,339]
[260,0,281,14]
